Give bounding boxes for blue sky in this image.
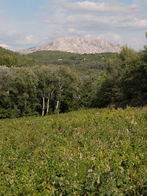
[0,0,147,50]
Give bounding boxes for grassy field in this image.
[0,108,146,195]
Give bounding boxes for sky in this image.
[0,0,147,50]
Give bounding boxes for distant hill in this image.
[0,47,35,67]
[19,37,121,54]
[27,50,117,71]
[0,46,118,71]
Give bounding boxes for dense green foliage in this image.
[27,50,116,71]
[0,47,35,67]
[0,45,147,119]
[94,47,147,108]
[0,108,146,195]
[0,66,80,118]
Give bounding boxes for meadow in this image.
[0,107,146,195]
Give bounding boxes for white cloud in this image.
[96,33,123,43]
[15,35,39,44]
[0,30,43,49]
[41,0,147,50]
[60,1,147,29]
[74,1,138,12]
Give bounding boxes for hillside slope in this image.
[27,50,117,71]
[0,47,35,67]
[0,46,117,71]
[0,108,146,195]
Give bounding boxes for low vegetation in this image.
[0,107,146,195]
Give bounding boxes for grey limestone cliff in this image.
[19,37,121,54]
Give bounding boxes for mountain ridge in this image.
[19,37,121,54]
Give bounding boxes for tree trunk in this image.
[42,96,45,116]
[55,100,60,114]
[46,97,50,115]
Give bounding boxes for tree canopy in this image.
[0,44,146,118]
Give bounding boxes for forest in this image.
[0,45,146,119]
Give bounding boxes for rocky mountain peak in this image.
[19,37,121,54]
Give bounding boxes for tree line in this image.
[94,46,147,108]
[0,46,146,119]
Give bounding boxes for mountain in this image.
[19,37,121,54]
